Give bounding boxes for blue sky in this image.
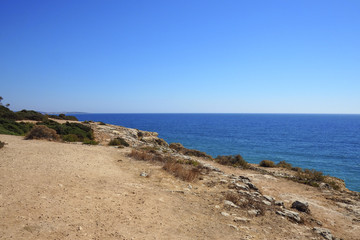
[1,0,359,113]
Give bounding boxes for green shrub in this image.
[25,125,60,141]
[259,160,275,167]
[0,105,17,120]
[277,160,293,169]
[0,141,5,149]
[215,154,249,169]
[83,139,99,145]
[0,118,34,135]
[47,114,78,121]
[37,120,94,141]
[99,121,106,125]
[15,110,47,121]
[62,134,79,142]
[291,167,302,172]
[294,168,325,186]
[109,137,129,147]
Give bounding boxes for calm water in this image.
[74,114,360,192]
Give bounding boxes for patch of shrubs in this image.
[37,120,94,142]
[259,160,275,167]
[0,140,5,149]
[109,137,129,147]
[169,143,213,159]
[25,125,60,141]
[215,154,249,169]
[0,118,34,135]
[98,121,106,125]
[47,114,78,121]
[15,110,46,121]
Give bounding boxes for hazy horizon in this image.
[1,1,359,114]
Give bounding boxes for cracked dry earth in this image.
[0,135,359,240]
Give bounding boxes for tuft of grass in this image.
[25,125,60,141]
[163,161,200,182]
[259,160,275,167]
[0,140,5,149]
[109,137,129,147]
[215,154,249,169]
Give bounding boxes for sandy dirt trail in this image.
[1,135,358,240]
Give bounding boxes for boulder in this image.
[291,200,310,213]
[224,200,239,208]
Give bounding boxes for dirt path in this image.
[0,135,358,239]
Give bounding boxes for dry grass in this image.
[163,161,200,182]
[25,125,60,141]
[0,140,5,149]
[129,149,201,182]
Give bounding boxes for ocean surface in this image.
[74,114,360,192]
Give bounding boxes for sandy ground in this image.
[0,135,358,240]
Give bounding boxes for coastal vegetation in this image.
[25,125,60,141]
[0,96,94,143]
[109,137,129,147]
[46,113,78,121]
[169,143,213,159]
[259,160,276,167]
[215,154,250,169]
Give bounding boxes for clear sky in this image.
[1,0,359,113]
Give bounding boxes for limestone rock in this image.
[276,210,301,223]
[221,212,230,217]
[313,227,334,240]
[224,200,239,208]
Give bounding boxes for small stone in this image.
[263,195,274,202]
[187,184,192,189]
[234,217,250,223]
[275,201,284,207]
[221,212,230,217]
[247,209,261,216]
[214,205,220,209]
[224,200,239,208]
[291,200,310,213]
[262,200,271,206]
[77,226,83,231]
[220,179,228,184]
[228,224,239,231]
[246,183,259,191]
[58,184,63,188]
[140,172,148,177]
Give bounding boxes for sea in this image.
[73,113,360,192]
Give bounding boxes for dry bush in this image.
[276,160,292,169]
[163,161,200,182]
[0,140,5,149]
[129,149,155,161]
[259,160,275,167]
[25,125,60,141]
[169,143,213,159]
[215,154,249,169]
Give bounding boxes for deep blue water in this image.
[74,114,360,192]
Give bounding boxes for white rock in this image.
[221,212,230,217]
